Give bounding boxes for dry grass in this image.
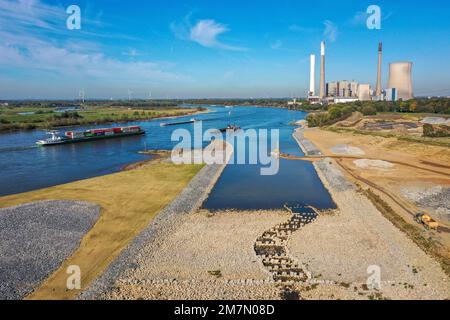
[0,160,203,300]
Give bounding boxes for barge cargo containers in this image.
[36,126,145,146]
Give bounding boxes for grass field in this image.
[0,106,203,132]
[0,159,204,300]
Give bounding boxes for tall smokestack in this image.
[319,41,326,98]
[376,42,382,97]
[309,54,316,96]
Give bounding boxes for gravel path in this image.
[0,200,100,300]
[80,163,228,299]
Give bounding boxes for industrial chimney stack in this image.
[376,42,383,97]
[319,41,326,98]
[309,54,316,96]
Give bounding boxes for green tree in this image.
[361,106,377,116]
[328,107,343,120]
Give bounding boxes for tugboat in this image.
[36,126,145,146]
[217,110,240,133]
[219,124,241,133]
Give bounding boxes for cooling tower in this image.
[309,54,316,96]
[319,41,326,98]
[376,42,382,97]
[388,62,413,100]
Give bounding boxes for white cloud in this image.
[348,10,394,27]
[323,20,338,42]
[289,24,315,33]
[171,15,246,51]
[223,70,235,80]
[270,40,283,50]
[122,48,140,58]
[349,11,369,27]
[0,0,186,85]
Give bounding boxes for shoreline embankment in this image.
[80,144,232,299]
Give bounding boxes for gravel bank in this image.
[402,185,450,222]
[101,210,289,300]
[0,201,100,300]
[287,159,450,300]
[80,163,229,299]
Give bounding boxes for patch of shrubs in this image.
[423,124,450,137]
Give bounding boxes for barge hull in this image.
[38,131,145,146]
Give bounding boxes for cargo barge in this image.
[36,126,145,146]
[160,118,197,127]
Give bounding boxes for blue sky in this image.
[1,0,450,99]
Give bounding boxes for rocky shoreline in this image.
[0,201,100,300]
[80,161,229,299]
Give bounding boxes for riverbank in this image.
[97,210,288,300]
[0,106,207,133]
[0,158,204,300]
[0,201,100,300]
[92,126,449,300]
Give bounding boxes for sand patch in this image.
[330,144,365,156]
[354,159,395,169]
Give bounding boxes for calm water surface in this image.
[0,106,335,210]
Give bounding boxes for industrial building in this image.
[385,88,398,101]
[326,82,338,97]
[350,82,359,97]
[358,84,372,101]
[305,40,413,104]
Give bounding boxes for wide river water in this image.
[0,105,335,210]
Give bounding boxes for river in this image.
[0,105,335,210]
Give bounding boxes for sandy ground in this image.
[287,159,449,300]
[304,128,450,245]
[103,211,289,300]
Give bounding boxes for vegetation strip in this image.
[0,105,206,132]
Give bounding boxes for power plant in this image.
[306,40,414,104]
[388,62,414,101]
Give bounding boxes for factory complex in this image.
[308,41,414,105]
